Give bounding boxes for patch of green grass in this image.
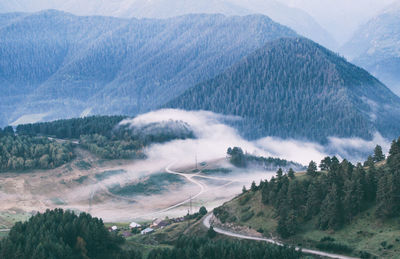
[216,191,277,234]
[73,175,88,183]
[108,173,183,197]
[0,231,9,239]
[201,168,232,175]
[0,212,31,229]
[218,189,400,258]
[95,169,126,181]
[75,160,92,170]
[50,197,67,205]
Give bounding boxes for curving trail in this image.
[203,213,359,259]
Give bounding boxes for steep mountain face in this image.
[0,10,297,127]
[167,38,400,142]
[0,0,335,49]
[341,3,400,95]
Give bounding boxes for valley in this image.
[1,2,400,258]
[0,143,273,228]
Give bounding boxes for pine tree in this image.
[319,157,332,171]
[251,181,257,192]
[318,184,344,230]
[305,182,323,219]
[288,168,295,179]
[373,145,385,162]
[306,161,318,177]
[261,180,269,204]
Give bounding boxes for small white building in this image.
[111,226,118,231]
[141,227,154,235]
[129,222,141,229]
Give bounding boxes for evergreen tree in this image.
[318,184,344,230]
[319,157,332,171]
[306,161,317,177]
[305,182,323,219]
[207,226,217,239]
[373,145,385,162]
[288,168,295,179]
[250,181,257,192]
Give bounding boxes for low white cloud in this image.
[121,109,390,166]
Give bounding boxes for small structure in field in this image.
[151,218,163,227]
[111,226,118,231]
[129,222,141,229]
[141,227,154,235]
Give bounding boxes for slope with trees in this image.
[167,37,400,142]
[0,127,74,172]
[0,208,302,259]
[214,141,400,257]
[227,147,305,171]
[15,116,194,160]
[0,10,297,127]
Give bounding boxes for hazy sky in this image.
[279,0,397,44]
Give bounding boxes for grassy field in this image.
[108,173,183,197]
[0,211,32,229]
[216,186,400,258]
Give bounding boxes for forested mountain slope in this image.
[0,10,297,127]
[0,0,335,49]
[341,2,400,96]
[167,38,400,142]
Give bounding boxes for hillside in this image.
[0,0,334,48]
[212,140,400,258]
[0,10,297,127]
[167,37,400,142]
[341,3,400,95]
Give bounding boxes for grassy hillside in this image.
[216,180,400,258]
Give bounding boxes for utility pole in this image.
[195,153,198,170]
[190,195,192,215]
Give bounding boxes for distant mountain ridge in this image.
[0,10,297,127]
[0,0,335,49]
[167,38,400,142]
[341,3,400,95]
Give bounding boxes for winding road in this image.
[203,213,359,259]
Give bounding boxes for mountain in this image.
[0,10,297,127]
[0,0,335,49]
[166,38,400,142]
[341,2,400,95]
[228,0,337,50]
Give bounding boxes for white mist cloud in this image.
[121,109,390,166]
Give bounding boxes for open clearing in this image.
[0,146,275,227]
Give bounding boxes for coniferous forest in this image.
[0,116,195,171]
[0,128,74,172]
[0,209,302,259]
[216,140,400,242]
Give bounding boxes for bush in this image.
[241,211,255,222]
[316,242,353,253]
[320,236,335,242]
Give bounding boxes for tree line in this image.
[0,209,302,259]
[250,142,400,238]
[14,116,194,160]
[227,147,305,171]
[0,127,74,172]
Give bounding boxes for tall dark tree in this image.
[319,157,332,171]
[373,145,385,162]
[318,184,344,230]
[306,161,318,177]
[287,168,295,179]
